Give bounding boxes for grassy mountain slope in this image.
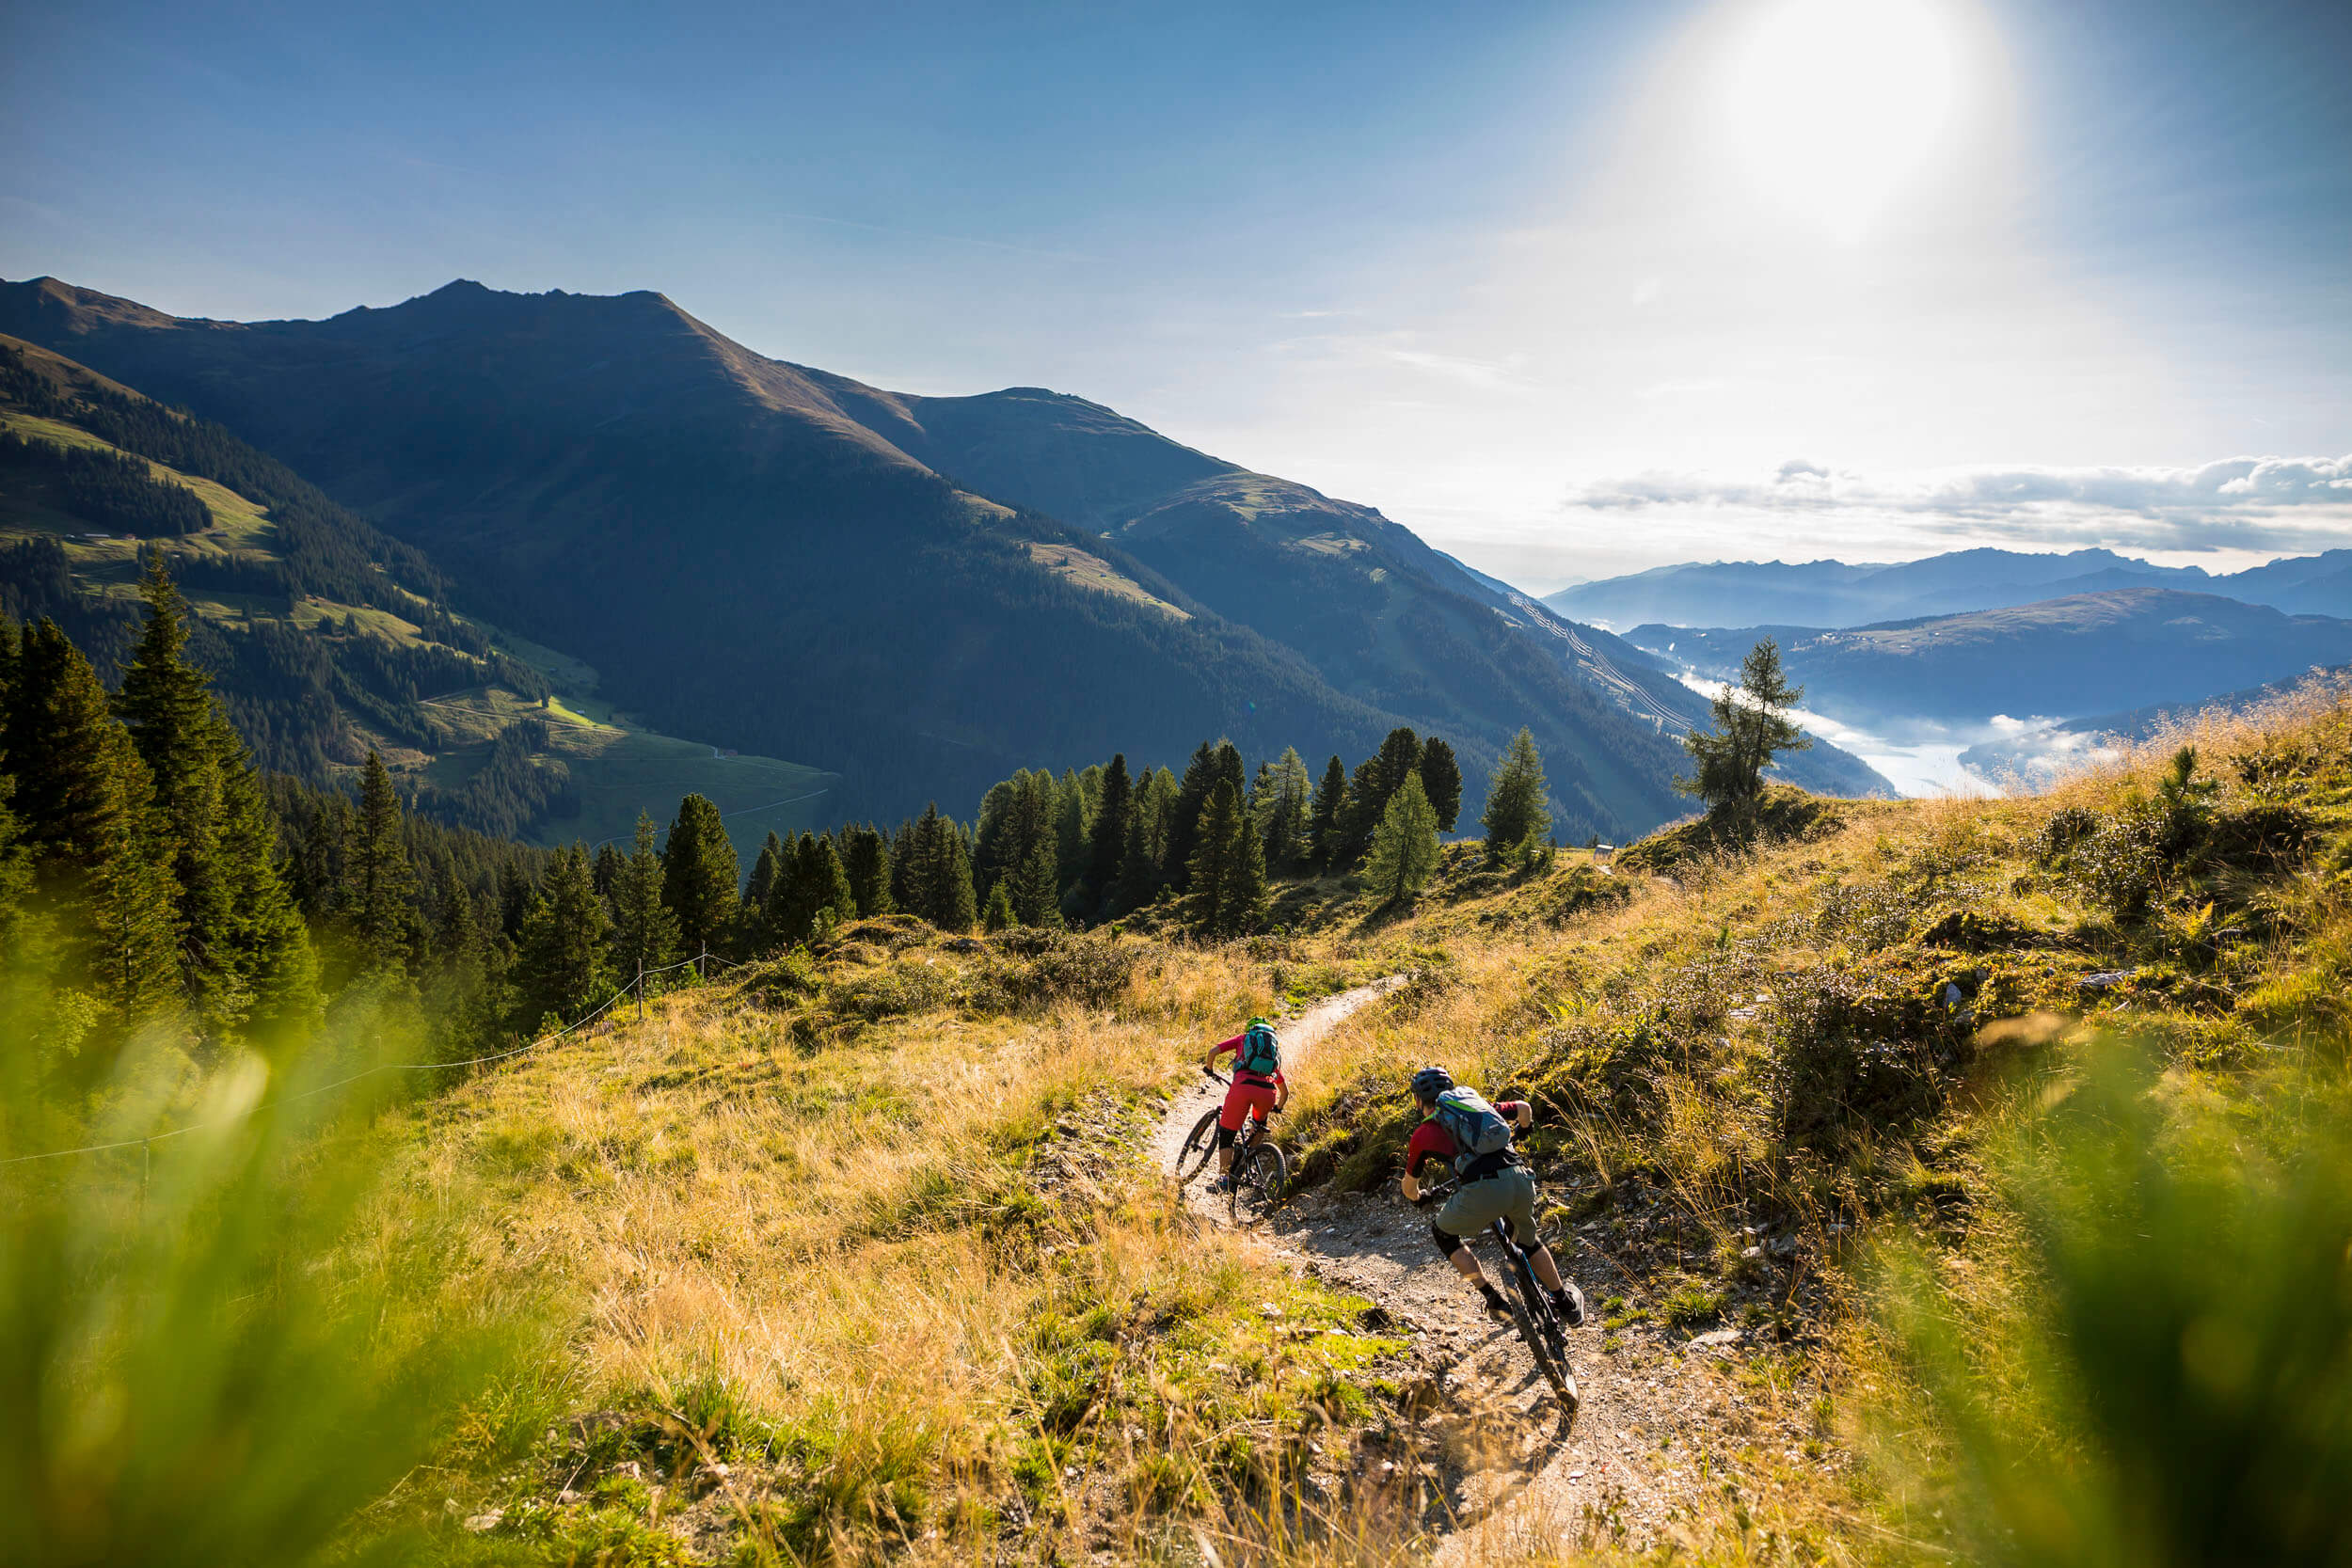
[0,333,835,862]
[1631,587,2352,727]
[0,276,1887,837]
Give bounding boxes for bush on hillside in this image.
[1617,784,1852,874]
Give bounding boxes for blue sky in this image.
[6,0,2348,586]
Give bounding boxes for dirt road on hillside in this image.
[1155,984,1805,1557]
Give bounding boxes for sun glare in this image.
[1719,0,1967,242]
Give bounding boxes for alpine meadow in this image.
[7,3,2352,1566]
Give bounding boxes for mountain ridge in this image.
[0,275,1891,830]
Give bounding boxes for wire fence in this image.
[2,947,750,1169]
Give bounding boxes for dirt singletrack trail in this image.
[1154,983,1806,1555]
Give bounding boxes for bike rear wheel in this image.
[1177,1108,1220,1183]
[1232,1141,1287,1222]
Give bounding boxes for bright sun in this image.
[1718,0,1967,242]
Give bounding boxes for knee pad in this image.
[1215,1125,1237,1148]
[1431,1220,1468,1259]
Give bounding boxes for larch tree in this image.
[1678,637,1812,814]
[1364,771,1441,904]
[1479,728,1550,862]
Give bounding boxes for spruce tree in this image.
[1364,771,1441,903]
[1308,755,1348,870]
[352,751,418,974]
[1224,801,1269,935]
[1164,741,1221,891]
[85,723,181,1023]
[982,880,1015,932]
[5,620,136,874]
[844,824,893,916]
[213,736,322,1037]
[515,844,613,1026]
[1185,778,1244,935]
[906,806,978,930]
[1256,747,1312,873]
[1374,727,1422,807]
[1480,728,1551,862]
[1009,835,1060,927]
[744,831,787,946]
[808,832,855,932]
[1420,738,1464,832]
[887,819,918,911]
[611,811,680,982]
[1086,752,1134,911]
[591,841,623,899]
[114,557,230,994]
[1329,755,1387,870]
[1055,768,1090,895]
[660,793,739,958]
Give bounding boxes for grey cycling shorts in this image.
[1437,1165,1538,1245]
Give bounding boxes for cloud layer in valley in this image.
[1560,453,2352,563]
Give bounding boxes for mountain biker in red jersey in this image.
[1400,1066,1585,1328]
[1201,1017,1288,1194]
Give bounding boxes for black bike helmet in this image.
[1409,1066,1454,1101]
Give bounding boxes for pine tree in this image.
[1308,755,1348,870]
[1087,752,1133,911]
[84,724,181,1022]
[1364,771,1441,903]
[1480,728,1550,862]
[982,880,1015,932]
[844,823,893,917]
[660,793,739,959]
[515,843,613,1026]
[1678,637,1812,813]
[611,811,680,982]
[808,832,855,932]
[114,556,229,997]
[1375,727,1422,806]
[351,751,418,973]
[887,819,918,912]
[1420,737,1463,832]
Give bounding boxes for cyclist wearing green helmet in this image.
[1200,1016,1287,1194]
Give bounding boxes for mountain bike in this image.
[1421,1177,1580,1417]
[1177,1071,1287,1222]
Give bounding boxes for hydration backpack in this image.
[1238,1022,1281,1077]
[1430,1088,1514,1174]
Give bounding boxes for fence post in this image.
[699,942,707,986]
[636,958,645,1022]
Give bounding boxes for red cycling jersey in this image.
[1405,1102,1528,1179]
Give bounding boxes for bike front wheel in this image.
[1504,1251,1579,1418]
[1177,1108,1220,1184]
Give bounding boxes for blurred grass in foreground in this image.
[0,1035,525,1568]
[1874,1035,2352,1568]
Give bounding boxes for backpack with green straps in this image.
[1237,1019,1280,1077]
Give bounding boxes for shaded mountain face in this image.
[0,276,1887,832]
[1631,589,2352,727]
[1549,547,2352,630]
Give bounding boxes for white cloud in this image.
[1563,453,2352,554]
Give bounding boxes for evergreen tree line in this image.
[0,432,212,536]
